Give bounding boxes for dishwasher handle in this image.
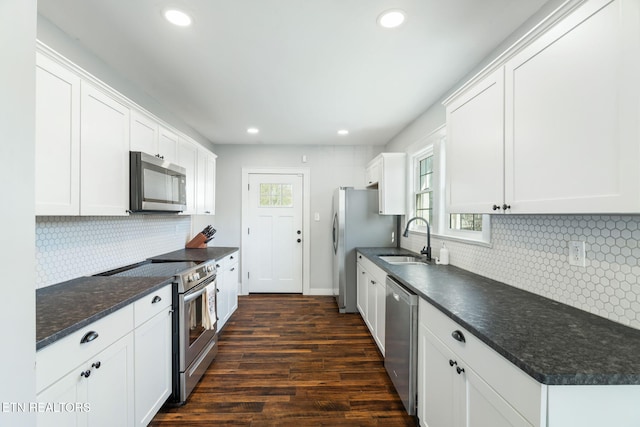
[386,276,418,306]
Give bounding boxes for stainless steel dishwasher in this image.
[385,275,418,416]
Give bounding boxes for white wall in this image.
[212,144,382,293]
[0,0,37,424]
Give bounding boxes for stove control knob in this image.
[207,266,214,272]
[195,273,200,280]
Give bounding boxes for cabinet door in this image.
[177,139,198,214]
[217,273,230,331]
[464,366,533,427]
[134,309,172,426]
[366,158,381,186]
[37,367,88,427]
[80,83,130,216]
[228,256,240,316]
[196,149,216,215]
[35,53,81,215]
[378,154,406,215]
[374,281,386,355]
[366,275,377,334]
[130,110,158,155]
[158,127,178,164]
[85,333,134,427]
[356,263,367,317]
[418,325,458,427]
[504,0,640,213]
[446,68,504,214]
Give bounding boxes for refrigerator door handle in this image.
[332,212,339,254]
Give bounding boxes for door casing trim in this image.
[241,167,311,295]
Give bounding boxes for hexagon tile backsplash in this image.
[36,215,191,288]
[402,215,640,330]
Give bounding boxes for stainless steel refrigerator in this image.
[332,187,397,313]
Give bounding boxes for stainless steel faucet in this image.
[402,217,432,261]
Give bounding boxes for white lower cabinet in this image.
[134,286,173,426]
[418,298,540,427]
[37,285,172,427]
[417,298,640,427]
[356,252,386,355]
[37,330,134,427]
[216,251,240,331]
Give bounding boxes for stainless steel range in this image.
[103,259,218,405]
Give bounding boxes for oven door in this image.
[179,275,217,371]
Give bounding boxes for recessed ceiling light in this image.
[164,9,192,27]
[247,127,259,134]
[337,129,349,135]
[377,9,406,29]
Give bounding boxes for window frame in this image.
[405,125,491,246]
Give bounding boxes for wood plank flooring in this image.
[150,294,416,426]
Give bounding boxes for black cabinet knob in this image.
[449,359,457,367]
[492,204,501,211]
[456,366,465,375]
[297,230,301,235]
[151,295,162,304]
[80,370,91,378]
[92,361,101,369]
[502,204,511,211]
[297,239,301,243]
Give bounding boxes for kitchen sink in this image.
[379,255,427,265]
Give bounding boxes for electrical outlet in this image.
[569,241,586,267]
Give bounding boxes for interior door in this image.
[246,173,303,293]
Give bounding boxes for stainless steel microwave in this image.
[130,151,187,213]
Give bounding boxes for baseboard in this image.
[306,288,335,296]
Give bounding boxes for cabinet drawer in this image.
[217,251,239,270]
[36,304,134,393]
[356,253,386,284]
[419,299,542,426]
[134,284,172,327]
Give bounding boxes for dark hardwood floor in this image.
[150,294,416,426]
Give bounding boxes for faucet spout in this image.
[402,217,432,261]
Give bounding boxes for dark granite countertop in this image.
[357,247,640,386]
[149,247,239,263]
[36,276,172,350]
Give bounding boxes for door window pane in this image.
[259,184,293,207]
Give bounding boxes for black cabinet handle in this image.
[230,256,234,260]
[502,204,511,211]
[80,331,99,344]
[449,359,457,367]
[451,330,466,343]
[151,295,162,304]
[80,370,91,378]
[492,204,501,211]
[230,267,235,272]
[92,361,101,369]
[216,264,221,268]
[456,366,465,375]
[297,239,302,243]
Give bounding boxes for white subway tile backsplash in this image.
[402,215,640,329]
[36,215,191,288]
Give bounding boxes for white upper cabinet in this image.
[196,148,216,215]
[158,127,178,164]
[176,139,198,214]
[35,44,218,216]
[446,68,505,214]
[503,0,640,213]
[130,110,158,155]
[445,0,640,214]
[80,82,130,216]
[366,153,406,215]
[35,52,81,216]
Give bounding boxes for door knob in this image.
[297,230,301,235]
[297,238,301,243]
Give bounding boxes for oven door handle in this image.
[184,284,211,303]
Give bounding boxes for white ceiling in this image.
[37,0,550,145]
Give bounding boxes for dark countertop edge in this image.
[36,277,173,351]
[148,247,239,262]
[357,247,640,386]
